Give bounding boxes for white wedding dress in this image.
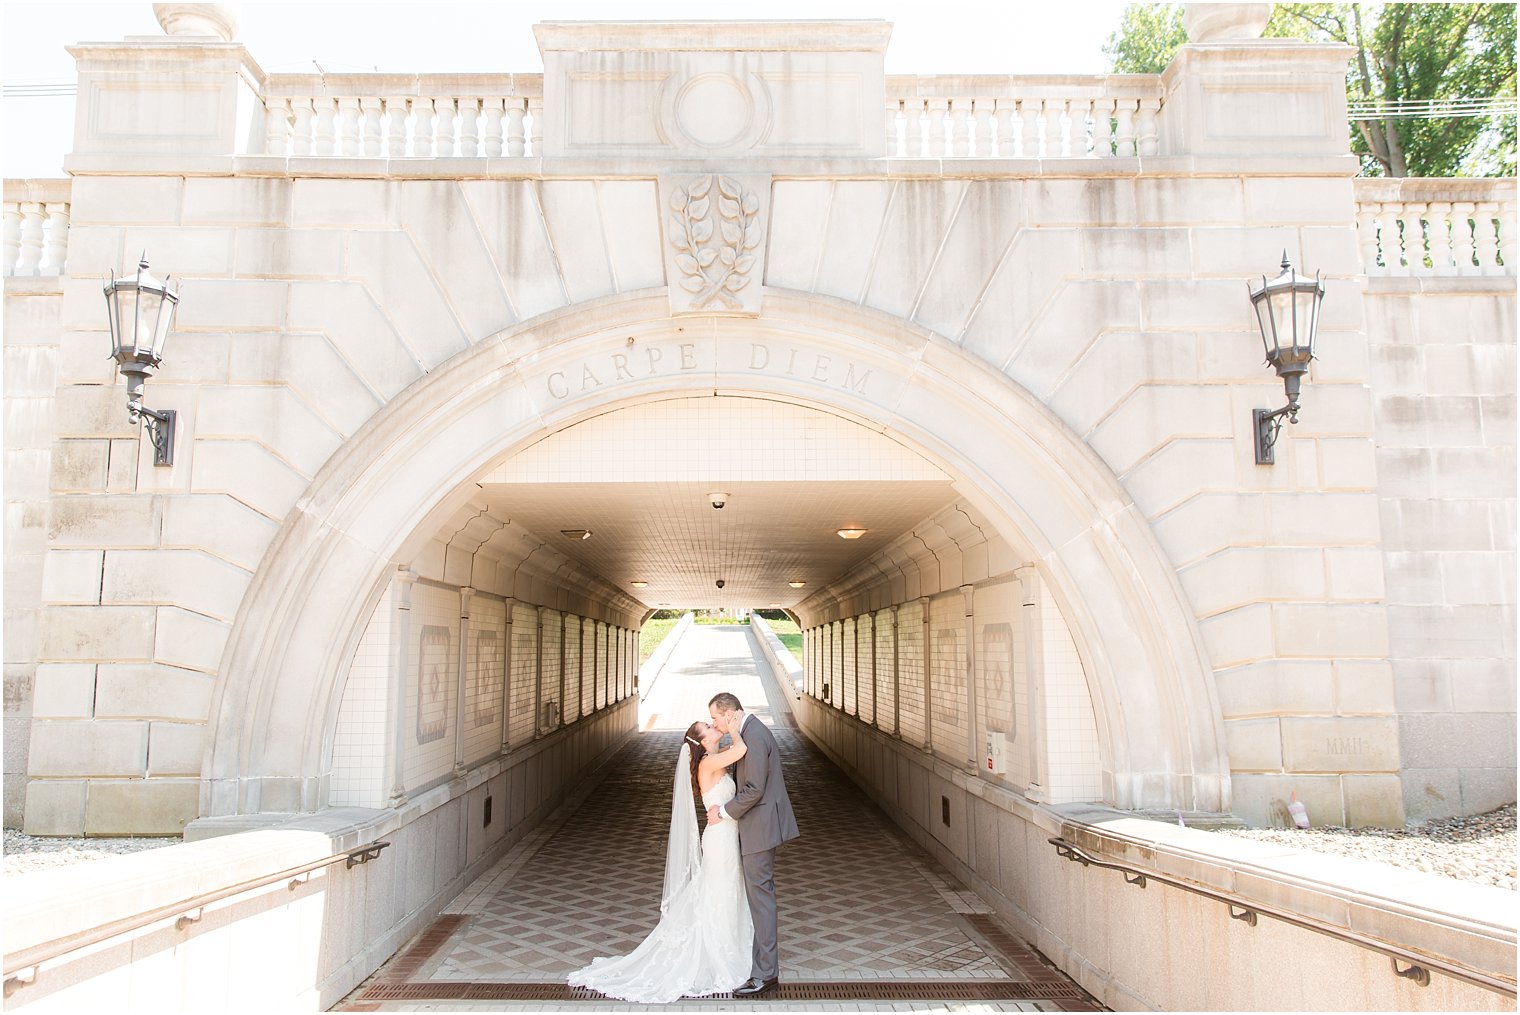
[569,772,754,1002]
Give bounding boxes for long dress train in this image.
[568,774,754,1002]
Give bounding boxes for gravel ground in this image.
[1213,803,1516,890]
[4,827,178,876]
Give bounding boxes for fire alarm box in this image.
[985,732,1007,775]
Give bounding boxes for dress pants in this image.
[741,848,778,980]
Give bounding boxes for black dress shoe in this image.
[733,977,778,996]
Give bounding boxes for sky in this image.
[1,0,1131,178]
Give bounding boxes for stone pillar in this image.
[556,611,568,727]
[1017,567,1049,803]
[1157,5,1353,159]
[961,584,978,772]
[498,599,514,754]
[890,606,901,735]
[67,8,264,170]
[387,568,417,807]
[453,588,473,776]
[532,606,546,735]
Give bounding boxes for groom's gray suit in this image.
[722,714,800,982]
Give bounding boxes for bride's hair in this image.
[683,721,708,803]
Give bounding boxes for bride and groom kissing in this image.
[570,692,801,1003]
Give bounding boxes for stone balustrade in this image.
[259,73,545,158]
[254,73,1168,161]
[1356,177,1516,275]
[885,75,1164,158]
[3,179,71,277]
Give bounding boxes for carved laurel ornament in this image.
[669,175,762,310]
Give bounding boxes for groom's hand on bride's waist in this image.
[706,805,722,824]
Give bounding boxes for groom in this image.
[706,691,799,997]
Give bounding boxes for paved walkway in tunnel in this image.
[338,625,1099,1013]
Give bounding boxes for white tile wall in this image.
[563,615,582,724]
[874,610,896,734]
[541,610,562,728]
[858,613,876,725]
[842,617,857,714]
[404,583,461,791]
[485,396,949,484]
[330,585,392,807]
[509,603,538,747]
[464,595,507,766]
[578,618,595,719]
[897,601,926,746]
[595,625,608,709]
[1041,583,1103,803]
[974,581,1030,790]
[929,594,967,765]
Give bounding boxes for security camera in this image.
[709,492,728,509]
[715,579,726,589]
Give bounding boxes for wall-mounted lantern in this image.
[103,257,179,466]
[1248,252,1325,465]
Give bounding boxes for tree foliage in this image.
[1103,3,1517,177]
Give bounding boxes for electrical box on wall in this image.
[985,732,1007,775]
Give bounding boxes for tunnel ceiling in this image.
[475,478,959,610]
[469,394,961,610]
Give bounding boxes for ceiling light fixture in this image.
[561,529,592,540]
[836,528,867,539]
[788,581,806,588]
[630,581,648,588]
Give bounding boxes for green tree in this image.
[1103,4,1517,177]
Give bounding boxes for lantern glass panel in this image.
[1294,287,1320,355]
[1253,294,1277,360]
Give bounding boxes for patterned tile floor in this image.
[337,626,1100,1013]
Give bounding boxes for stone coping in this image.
[59,152,1364,181]
[1055,801,1518,985]
[4,698,637,966]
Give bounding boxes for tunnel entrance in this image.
[338,624,1101,1010]
[203,294,1228,822]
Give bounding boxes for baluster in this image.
[459,98,481,157]
[1091,97,1115,157]
[926,99,948,157]
[338,97,361,155]
[1396,203,1422,273]
[290,98,315,156]
[3,204,21,275]
[1136,97,1160,156]
[16,202,43,275]
[1069,98,1093,157]
[1497,203,1515,271]
[949,99,971,157]
[506,99,526,157]
[360,97,384,156]
[1114,99,1136,157]
[884,99,901,156]
[43,202,69,274]
[435,97,457,156]
[1427,201,1453,272]
[413,97,435,156]
[264,97,291,156]
[993,99,1016,157]
[1041,99,1064,158]
[1450,201,1478,273]
[528,96,543,156]
[1356,206,1383,273]
[1474,201,1500,273]
[384,96,409,157]
[972,99,994,157]
[904,99,927,156]
[313,97,337,156]
[484,99,506,157]
[1017,99,1039,158]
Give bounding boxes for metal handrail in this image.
[3,840,390,994]
[1048,836,1516,998]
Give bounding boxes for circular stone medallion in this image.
[673,74,752,149]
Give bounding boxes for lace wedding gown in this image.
[569,774,754,1002]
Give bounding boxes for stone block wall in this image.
[1365,281,1517,820]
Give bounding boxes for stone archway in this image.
[201,289,1230,817]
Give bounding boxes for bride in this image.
[569,720,754,1002]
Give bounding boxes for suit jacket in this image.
[725,714,800,855]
